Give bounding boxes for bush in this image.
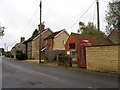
[11,55,14,58]
[16,53,27,60]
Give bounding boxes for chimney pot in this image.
[20,37,25,42]
[38,22,45,32]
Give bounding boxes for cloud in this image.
[0,0,111,51]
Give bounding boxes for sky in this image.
[0,0,111,51]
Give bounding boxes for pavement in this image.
[2,57,119,89]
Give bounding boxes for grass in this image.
[24,59,120,77]
[58,65,120,77]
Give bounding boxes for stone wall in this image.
[86,45,119,74]
[27,42,32,59]
[32,30,52,60]
[54,31,69,50]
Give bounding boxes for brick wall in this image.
[86,45,119,73]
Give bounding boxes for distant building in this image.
[0,48,4,56]
[11,37,26,58]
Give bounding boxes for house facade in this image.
[65,33,114,67]
[44,29,69,60]
[22,23,53,60]
[11,37,26,58]
[32,28,53,60]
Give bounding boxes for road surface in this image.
[2,57,119,89]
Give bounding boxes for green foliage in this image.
[105,0,120,34]
[16,50,27,60]
[58,53,65,56]
[32,29,38,37]
[16,53,27,60]
[5,51,11,57]
[0,26,5,37]
[79,22,106,37]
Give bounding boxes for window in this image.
[62,40,64,45]
[69,43,75,49]
[71,50,76,61]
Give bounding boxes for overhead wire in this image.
[19,6,39,37]
[68,0,96,30]
[20,0,39,35]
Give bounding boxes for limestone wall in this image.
[86,45,119,73]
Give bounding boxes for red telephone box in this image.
[79,40,92,68]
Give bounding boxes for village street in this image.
[2,57,118,89]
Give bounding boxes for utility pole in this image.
[39,0,42,63]
[96,0,100,32]
[4,43,6,52]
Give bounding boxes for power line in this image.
[19,6,39,37]
[68,1,95,30]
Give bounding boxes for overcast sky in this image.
[0,0,111,51]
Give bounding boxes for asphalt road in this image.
[2,57,119,89]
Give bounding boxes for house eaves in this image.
[54,29,69,39]
[33,28,53,41]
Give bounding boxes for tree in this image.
[105,0,120,34]
[32,29,38,37]
[79,21,106,37]
[0,26,5,37]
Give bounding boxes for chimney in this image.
[38,22,45,32]
[20,37,25,42]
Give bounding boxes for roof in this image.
[108,30,120,44]
[23,28,53,43]
[108,30,120,37]
[71,33,115,46]
[44,29,69,40]
[11,43,20,49]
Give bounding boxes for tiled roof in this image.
[108,30,120,44]
[44,30,63,40]
[23,28,52,43]
[71,33,115,46]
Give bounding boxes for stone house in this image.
[44,29,69,60]
[65,33,114,67]
[23,24,53,60]
[32,28,53,60]
[11,37,26,58]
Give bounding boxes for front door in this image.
[80,46,86,68]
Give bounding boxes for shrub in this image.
[16,53,27,60]
[11,55,14,58]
